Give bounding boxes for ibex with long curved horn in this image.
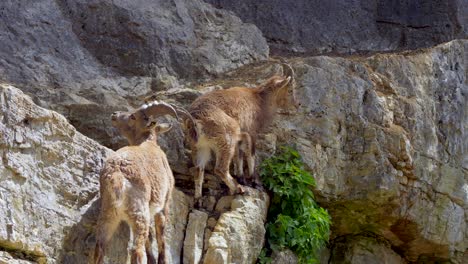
[173,63,297,206]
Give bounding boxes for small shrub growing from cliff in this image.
[259,146,331,264]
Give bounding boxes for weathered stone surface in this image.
[0,84,194,264]
[0,251,35,264]
[62,0,268,79]
[329,235,406,264]
[1,1,467,263]
[271,249,298,264]
[206,0,468,55]
[205,189,270,264]
[267,40,467,263]
[0,0,268,150]
[61,183,191,264]
[166,190,193,264]
[214,195,234,213]
[0,84,110,263]
[184,210,208,264]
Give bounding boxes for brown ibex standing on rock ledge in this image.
[174,63,297,206]
[94,101,178,264]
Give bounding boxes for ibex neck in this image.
[131,131,158,145]
[257,92,278,130]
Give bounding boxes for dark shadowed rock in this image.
[0,0,268,149]
[205,0,468,55]
[60,0,268,79]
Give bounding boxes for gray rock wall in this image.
[0,0,269,149]
[206,0,468,55]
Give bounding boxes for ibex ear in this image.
[275,76,291,87]
[155,123,172,134]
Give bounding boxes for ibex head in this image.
[258,63,299,109]
[111,101,178,145]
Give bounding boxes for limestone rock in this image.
[205,188,270,264]
[329,235,406,264]
[62,0,268,79]
[268,40,467,263]
[206,0,468,55]
[184,210,209,264]
[164,190,193,264]
[214,195,234,213]
[0,84,111,263]
[0,252,35,264]
[271,249,298,264]
[167,39,467,263]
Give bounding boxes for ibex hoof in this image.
[194,198,203,209]
[236,184,246,195]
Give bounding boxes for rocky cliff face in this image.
[204,40,467,263]
[0,0,466,263]
[0,85,269,263]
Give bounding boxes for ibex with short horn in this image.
[94,101,178,264]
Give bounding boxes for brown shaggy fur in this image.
[178,67,296,205]
[94,102,177,264]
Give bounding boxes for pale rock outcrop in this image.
[329,235,406,264]
[0,251,35,264]
[205,189,270,264]
[268,40,467,263]
[0,84,110,263]
[184,210,209,264]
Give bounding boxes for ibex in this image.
[174,63,297,206]
[93,101,178,264]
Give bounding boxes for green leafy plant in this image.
[259,146,331,264]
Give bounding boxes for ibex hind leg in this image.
[93,213,120,264]
[129,207,150,264]
[233,143,246,185]
[214,142,244,195]
[145,231,157,264]
[155,212,168,264]
[240,132,256,186]
[194,146,210,208]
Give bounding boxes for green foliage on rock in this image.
[259,146,331,264]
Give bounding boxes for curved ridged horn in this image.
[141,101,179,120]
[170,104,195,123]
[169,103,198,141]
[281,63,295,82]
